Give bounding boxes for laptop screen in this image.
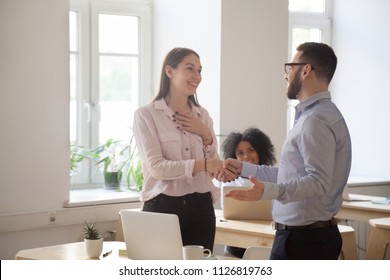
[223,186,273,220]
[120,210,183,260]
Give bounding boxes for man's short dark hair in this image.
[297,42,337,83]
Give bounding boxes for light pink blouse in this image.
[133,99,220,202]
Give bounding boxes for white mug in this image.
[182,245,212,260]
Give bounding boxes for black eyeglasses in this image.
[284,63,315,74]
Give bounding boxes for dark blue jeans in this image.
[143,192,216,251]
[270,225,342,260]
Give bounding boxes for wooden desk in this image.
[336,195,390,221]
[15,240,237,260]
[15,241,126,260]
[115,209,361,259]
[215,215,358,260]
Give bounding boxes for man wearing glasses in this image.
[221,42,352,260]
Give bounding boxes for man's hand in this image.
[223,158,243,174]
[225,176,265,201]
[214,168,239,182]
[214,158,242,182]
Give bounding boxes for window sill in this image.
[347,176,390,187]
[64,187,141,208]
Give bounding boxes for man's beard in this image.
[287,73,302,100]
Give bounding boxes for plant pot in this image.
[104,171,122,189]
[84,238,103,259]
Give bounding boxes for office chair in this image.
[242,246,272,260]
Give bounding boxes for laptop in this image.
[222,186,273,220]
[120,209,183,260]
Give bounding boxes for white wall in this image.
[0,0,71,259]
[152,0,221,133]
[332,0,390,180]
[220,0,288,161]
[0,0,70,213]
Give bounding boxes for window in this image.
[70,0,151,187]
[287,0,332,130]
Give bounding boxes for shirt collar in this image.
[296,91,331,113]
[153,99,168,111]
[153,98,201,116]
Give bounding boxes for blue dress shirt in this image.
[241,92,352,225]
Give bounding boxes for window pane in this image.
[99,56,138,142]
[69,11,78,145]
[70,54,77,144]
[99,102,136,142]
[99,56,138,102]
[99,14,139,54]
[291,27,322,55]
[289,0,325,13]
[69,11,77,52]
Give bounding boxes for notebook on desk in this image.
[120,210,183,260]
[222,186,273,220]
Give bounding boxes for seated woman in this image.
[221,127,276,258]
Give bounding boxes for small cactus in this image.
[83,221,101,240]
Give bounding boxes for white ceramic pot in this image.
[84,238,103,259]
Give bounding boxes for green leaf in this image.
[83,221,101,240]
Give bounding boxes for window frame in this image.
[70,0,152,187]
[287,0,333,131]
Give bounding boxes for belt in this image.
[272,218,337,231]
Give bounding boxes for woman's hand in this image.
[174,112,212,144]
[203,158,223,176]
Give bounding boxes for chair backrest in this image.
[242,246,272,260]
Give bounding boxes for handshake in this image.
[206,158,242,183]
[206,158,264,201]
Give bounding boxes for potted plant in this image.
[92,138,131,189]
[70,133,143,191]
[83,221,103,259]
[70,144,100,175]
[126,158,144,192]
